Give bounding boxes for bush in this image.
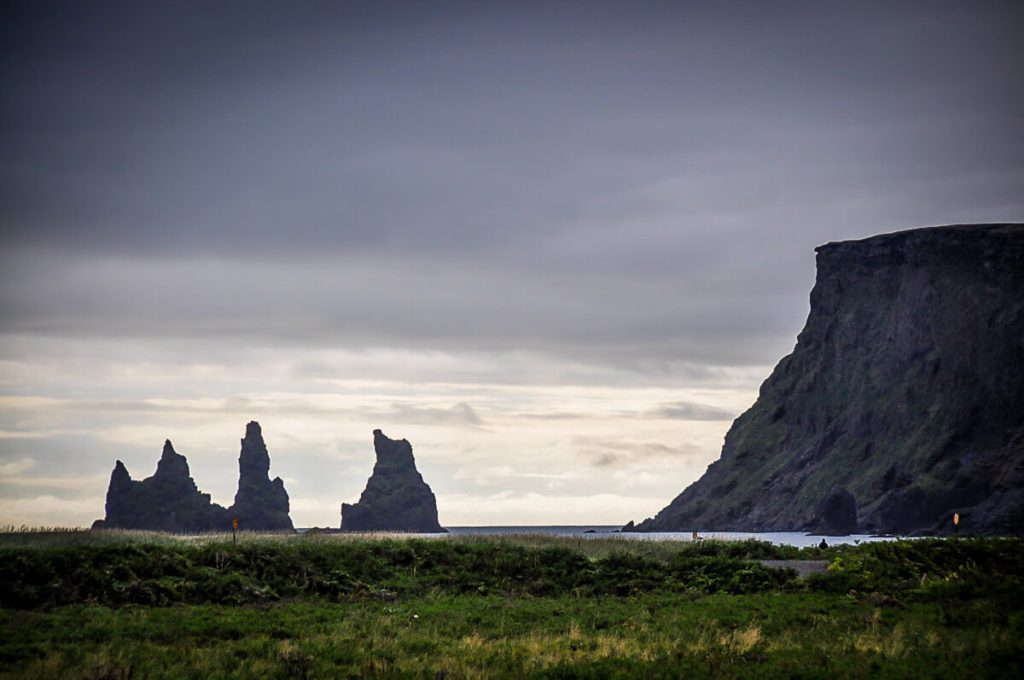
[3,536,1019,609]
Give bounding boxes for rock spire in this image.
[93,440,230,532]
[229,421,293,531]
[93,422,294,532]
[341,429,446,533]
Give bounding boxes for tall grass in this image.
[2,533,1021,677]
[3,593,1021,678]
[0,525,824,560]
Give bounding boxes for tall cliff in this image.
[628,224,1024,535]
[229,421,293,531]
[341,430,446,533]
[93,421,295,532]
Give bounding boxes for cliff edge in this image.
[627,224,1024,535]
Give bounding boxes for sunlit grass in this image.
[2,594,1020,678]
[2,531,1021,677]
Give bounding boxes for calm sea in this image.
[443,526,900,548]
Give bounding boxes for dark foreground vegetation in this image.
[1,532,1021,678]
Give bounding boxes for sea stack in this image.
[92,440,231,531]
[228,421,294,531]
[627,224,1024,536]
[94,422,296,532]
[341,429,446,532]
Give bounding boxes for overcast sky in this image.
[2,1,1022,528]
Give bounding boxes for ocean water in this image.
[444,526,901,548]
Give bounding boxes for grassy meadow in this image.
[1,529,1021,678]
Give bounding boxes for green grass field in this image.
[1,530,1021,678]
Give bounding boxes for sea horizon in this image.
[296,525,902,548]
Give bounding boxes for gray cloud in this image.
[572,436,701,468]
[380,402,482,427]
[0,433,138,484]
[0,252,803,367]
[0,395,484,433]
[2,1,1023,374]
[645,401,737,422]
[3,2,1021,254]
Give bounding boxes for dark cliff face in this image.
[341,429,446,533]
[93,440,231,532]
[629,224,1024,536]
[229,421,293,531]
[94,422,295,532]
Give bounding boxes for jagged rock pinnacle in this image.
[229,420,293,531]
[154,440,191,481]
[93,440,228,532]
[239,420,271,476]
[111,460,131,483]
[94,422,294,532]
[341,430,446,533]
[372,429,416,470]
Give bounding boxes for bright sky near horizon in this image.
[2,1,1022,527]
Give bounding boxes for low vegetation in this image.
[1,530,1021,677]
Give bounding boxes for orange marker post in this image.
[232,517,238,544]
[953,512,959,537]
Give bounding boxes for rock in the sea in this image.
[94,422,295,532]
[228,421,293,531]
[341,429,446,533]
[628,224,1024,536]
[92,440,231,532]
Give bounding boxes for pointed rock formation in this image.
[93,423,295,532]
[101,460,135,524]
[627,224,1024,536]
[341,429,446,532]
[228,421,293,531]
[92,440,231,531]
